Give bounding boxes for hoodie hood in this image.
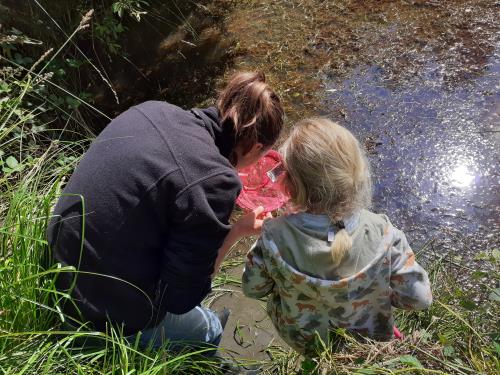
[190,106,235,160]
[260,218,395,305]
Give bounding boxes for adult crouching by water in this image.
[47,71,284,351]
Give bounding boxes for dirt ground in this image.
[210,260,288,361]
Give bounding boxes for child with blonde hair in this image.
[242,118,432,354]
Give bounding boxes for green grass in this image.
[0,190,221,374]
[0,10,228,373]
[1,1,499,374]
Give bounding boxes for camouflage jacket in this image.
[242,210,432,353]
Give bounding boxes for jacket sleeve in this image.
[242,238,275,299]
[160,171,240,314]
[390,229,432,310]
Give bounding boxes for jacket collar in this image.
[190,106,235,160]
[286,211,361,235]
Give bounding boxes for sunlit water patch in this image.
[324,57,499,256]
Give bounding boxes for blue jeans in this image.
[131,306,223,353]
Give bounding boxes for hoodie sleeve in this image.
[161,171,241,314]
[390,229,432,310]
[242,238,275,299]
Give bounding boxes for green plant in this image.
[112,0,150,21]
[94,14,127,56]
[0,178,225,373]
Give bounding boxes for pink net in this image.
[236,150,290,212]
[393,326,403,339]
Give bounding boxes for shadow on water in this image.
[88,0,235,116]
[0,0,236,128]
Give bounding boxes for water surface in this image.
[215,0,499,359]
[324,59,499,255]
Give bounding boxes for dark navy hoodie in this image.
[47,101,241,335]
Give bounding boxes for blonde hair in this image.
[280,118,372,266]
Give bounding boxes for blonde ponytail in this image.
[281,118,372,266]
[330,223,353,266]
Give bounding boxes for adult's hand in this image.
[233,206,273,238]
[212,207,272,277]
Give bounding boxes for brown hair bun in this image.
[217,71,284,157]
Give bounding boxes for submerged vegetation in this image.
[1,0,499,373]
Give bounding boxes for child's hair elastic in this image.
[335,221,345,230]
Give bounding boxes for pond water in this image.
[212,0,499,360]
[317,0,500,260]
[324,59,499,256]
[224,0,499,262]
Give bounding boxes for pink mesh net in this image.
[236,150,290,212]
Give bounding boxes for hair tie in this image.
[335,221,345,230]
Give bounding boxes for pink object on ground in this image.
[393,326,403,339]
[236,150,290,212]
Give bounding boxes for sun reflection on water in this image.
[449,164,475,188]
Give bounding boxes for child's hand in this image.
[234,206,273,237]
[257,208,273,221]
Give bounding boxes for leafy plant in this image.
[1,155,25,174]
[112,0,150,21]
[94,13,127,55]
